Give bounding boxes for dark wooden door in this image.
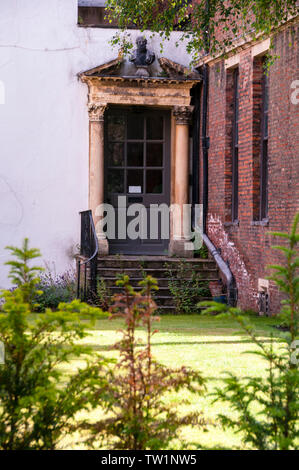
[105,107,170,255]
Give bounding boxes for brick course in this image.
[204,22,299,314]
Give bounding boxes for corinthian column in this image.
[170,105,194,257]
[88,103,109,255]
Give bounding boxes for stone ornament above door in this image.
[78,42,202,109]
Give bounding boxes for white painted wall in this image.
[0,0,192,288]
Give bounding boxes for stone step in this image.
[101,277,215,288]
[98,256,215,270]
[155,304,209,314]
[107,285,212,295]
[153,295,212,307]
[105,288,211,305]
[97,267,218,280]
[91,255,220,312]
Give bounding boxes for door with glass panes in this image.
[105,107,170,254]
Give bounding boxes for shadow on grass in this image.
[84,337,283,352]
[92,314,281,331]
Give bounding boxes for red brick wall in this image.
[204,22,299,314]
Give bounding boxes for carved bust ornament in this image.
[130,36,155,77]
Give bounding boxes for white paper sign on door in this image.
[129,186,142,193]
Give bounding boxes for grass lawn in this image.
[64,314,284,450]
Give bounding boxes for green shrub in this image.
[95,277,112,311]
[85,275,207,450]
[200,214,299,450]
[35,268,76,312]
[166,260,210,314]
[0,239,108,450]
[194,245,209,259]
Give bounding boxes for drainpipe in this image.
[202,0,210,234]
[191,83,201,230]
[201,64,209,234]
[198,68,237,306]
[202,234,237,306]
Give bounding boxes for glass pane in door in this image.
[108,169,124,193]
[146,143,163,167]
[146,115,163,140]
[127,143,144,166]
[108,143,124,166]
[127,114,144,139]
[127,169,143,193]
[146,170,163,194]
[108,115,125,141]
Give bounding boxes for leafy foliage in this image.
[95,277,113,311]
[269,215,299,340]
[35,269,76,312]
[85,274,206,450]
[106,0,298,63]
[194,244,209,259]
[199,213,299,450]
[166,260,210,314]
[5,238,44,308]
[0,240,108,450]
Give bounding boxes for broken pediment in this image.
[79,56,201,82]
[158,57,201,80]
[79,56,124,77]
[78,46,202,110]
[79,34,201,81]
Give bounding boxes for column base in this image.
[97,238,109,256]
[169,239,194,258]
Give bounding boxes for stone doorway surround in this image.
[79,56,202,257]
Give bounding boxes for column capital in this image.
[88,103,107,122]
[173,105,194,125]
